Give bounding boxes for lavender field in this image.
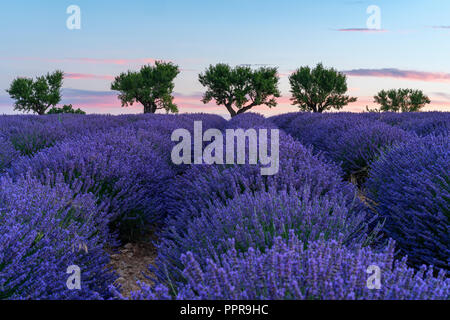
[0,112,448,300]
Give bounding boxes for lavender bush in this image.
[128,233,449,300]
[0,114,131,156]
[376,112,450,136]
[0,174,117,299]
[271,112,363,155]
[271,111,449,138]
[398,117,449,137]
[10,128,175,240]
[128,113,227,174]
[164,131,362,234]
[155,189,376,287]
[271,113,414,181]
[0,112,448,300]
[329,121,413,179]
[226,112,279,130]
[366,135,449,271]
[156,113,376,287]
[0,136,18,173]
[268,112,300,129]
[9,113,226,239]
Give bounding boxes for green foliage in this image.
[111,61,180,114]
[47,104,86,115]
[289,63,357,113]
[199,64,280,117]
[365,105,381,113]
[374,89,431,112]
[6,70,64,115]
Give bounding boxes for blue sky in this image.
[1,0,450,115]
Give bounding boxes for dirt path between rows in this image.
[108,241,157,297]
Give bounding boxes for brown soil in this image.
[108,240,157,297]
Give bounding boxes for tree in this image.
[199,64,280,117]
[365,105,381,113]
[47,104,86,114]
[6,70,64,115]
[289,63,357,113]
[111,61,180,114]
[374,89,430,112]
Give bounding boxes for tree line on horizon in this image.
[6,62,432,117]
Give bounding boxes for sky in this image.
[0,0,449,116]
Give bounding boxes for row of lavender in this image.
[270,112,449,271]
[0,114,227,299]
[0,112,448,299]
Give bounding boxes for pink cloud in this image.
[61,89,120,110]
[343,68,450,83]
[173,93,223,112]
[274,96,293,105]
[65,73,115,80]
[277,71,293,78]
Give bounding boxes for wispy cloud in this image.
[432,92,450,100]
[64,58,159,65]
[431,26,450,30]
[335,28,387,33]
[343,68,450,83]
[0,57,162,66]
[344,1,366,4]
[61,89,119,108]
[63,88,117,97]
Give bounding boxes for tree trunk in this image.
[143,103,156,114]
[226,104,237,118]
[308,103,318,113]
[37,108,46,115]
[236,103,256,116]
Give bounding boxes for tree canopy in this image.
[199,64,280,117]
[47,104,86,114]
[289,63,357,113]
[6,70,64,115]
[111,61,180,114]
[374,89,430,112]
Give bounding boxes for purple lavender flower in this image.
[128,233,449,300]
[10,127,175,240]
[0,173,117,299]
[271,112,414,180]
[329,121,413,178]
[366,135,449,271]
[154,189,375,287]
[0,136,19,173]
